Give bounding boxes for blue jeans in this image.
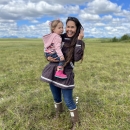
[49,83,76,110]
[45,53,64,66]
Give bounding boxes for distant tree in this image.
[121,34,129,41]
[112,37,118,42]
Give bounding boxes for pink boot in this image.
[55,70,67,79]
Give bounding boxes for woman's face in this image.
[66,21,77,37]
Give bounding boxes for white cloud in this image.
[94,23,105,26]
[31,20,39,23]
[0,1,81,21]
[0,0,9,4]
[0,0,130,38]
[102,15,113,21]
[87,0,122,14]
[79,12,101,21]
[27,0,91,5]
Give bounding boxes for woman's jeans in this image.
[49,83,76,110]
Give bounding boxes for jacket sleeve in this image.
[74,40,85,62]
[53,36,64,57]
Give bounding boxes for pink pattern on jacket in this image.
[43,33,63,57]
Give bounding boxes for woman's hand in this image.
[78,28,84,40]
[47,57,59,62]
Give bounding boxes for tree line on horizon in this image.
[111,34,130,42]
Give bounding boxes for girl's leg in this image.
[51,54,67,79]
[55,60,67,79]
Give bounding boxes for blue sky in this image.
[0,0,130,38]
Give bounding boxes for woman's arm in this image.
[78,28,84,40]
[74,40,85,62]
[74,28,85,61]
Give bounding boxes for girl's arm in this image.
[47,35,64,62]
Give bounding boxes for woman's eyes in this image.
[67,26,74,28]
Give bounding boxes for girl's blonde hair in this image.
[50,20,63,33]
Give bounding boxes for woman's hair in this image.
[64,17,85,66]
[50,20,63,33]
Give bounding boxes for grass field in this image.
[0,38,130,130]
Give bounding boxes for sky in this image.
[0,0,130,38]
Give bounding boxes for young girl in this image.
[43,20,67,79]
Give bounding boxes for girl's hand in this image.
[78,28,84,40]
[47,57,59,62]
[60,56,65,61]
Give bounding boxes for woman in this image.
[41,17,85,130]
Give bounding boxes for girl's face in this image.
[66,21,77,37]
[53,22,63,35]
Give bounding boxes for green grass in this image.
[0,38,130,130]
